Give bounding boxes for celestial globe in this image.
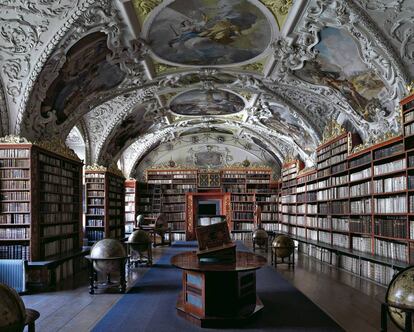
[128,230,151,253]
[386,266,414,331]
[90,238,126,274]
[0,283,26,332]
[136,214,145,228]
[272,235,294,258]
[253,228,268,246]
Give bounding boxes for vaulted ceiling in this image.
[0,0,412,177]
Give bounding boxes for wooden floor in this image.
[21,244,399,332]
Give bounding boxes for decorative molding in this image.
[322,120,346,144]
[35,137,81,162]
[85,163,124,177]
[0,135,31,144]
[132,0,162,21]
[241,62,264,73]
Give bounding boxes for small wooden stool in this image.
[25,308,40,332]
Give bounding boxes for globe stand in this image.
[85,256,128,294]
[271,246,295,268]
[126,242,153,267]
[253,237,269,253]
[381,302,413,332]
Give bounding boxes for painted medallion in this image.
[147,0,272,66]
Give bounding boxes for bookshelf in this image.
[277,120,414,286]
[0,136,85,288]
[84,165,125,245]
[125,179,138,235]
[136,167,276,241]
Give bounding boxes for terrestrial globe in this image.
[253,228,268,246]
[0,283,26,332]
[386,266,414,331]
[136,214,145,228]
[128,229,151,253]
[90,238,126,274]
[272,235,294,258]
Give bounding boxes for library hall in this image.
[1,0,414,331]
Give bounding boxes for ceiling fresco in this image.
[41,32,125,125]
[169,89,245,116]
[295,27,392,122]
[145,0,273,66]
[0,0,412,177]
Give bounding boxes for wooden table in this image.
[171,251,267,328]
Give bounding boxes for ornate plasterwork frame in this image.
[270,0,409,141]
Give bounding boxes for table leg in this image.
[405,311,412,332]
[28,322,35,332]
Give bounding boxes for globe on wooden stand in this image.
[0,283,26,332]
[127,229,152,266]
[135,214,145,228]
[252,228,269,252]
[381,266,414,331]
[0,283,40,332]
[271,235,295,268]
[87,238,128,294]
[153,214,172,247]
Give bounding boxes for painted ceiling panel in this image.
[145,0,273,66]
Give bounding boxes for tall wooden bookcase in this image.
[84,165,125,245]
[137,167,276,241]
[277,116,414,285]
[0,137,83,262]
[0,136,85,288]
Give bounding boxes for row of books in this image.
[0,227,30,239]
[0,244,30,260]
[373,158,405,175]
[86,174,105,179]
[232,212,253,220]
[261,212,278,221]
[374,217,406,238]
[42,164,76,178]
[44,237,76,257]
[41,183,75,195]
[86,190,104,197]
[319,230,331,244]
[332,174,348,186]
[0,149,29,158]
[350,181,371,197]
[162,204,185,212]
[0,169,29,178]
[87,183,104,190]
[374,142,403,160]
[404,122,414,136]
[42,224,74,237]
[231,232,252,241]
[0,213,30,224]
[233,222,253,231]
[163,196,185,203]
[352,236,372,253]
[404,110,414,122]
[332,233,349,248]
[350,168,371,182]
[88,198,104,205]
[350,199,371,214]
[317,136,347,156]
[374,238,407,262]
[87,219,104,227]
[349,153,371,169]
[165,212,185,221]
[349,217,371,233]
[42,193,74,203]
[232,202,254,211]
[1,202,30,212]
[0,159,29,168]
[0,180,30,189]
[317,168,330,178]
[231,195,254,202]
[40,212,77,224]
[374,196,407,213]
[86,230,104,242]
[125,205,135,212]
[169,222,185,231]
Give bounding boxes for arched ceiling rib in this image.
[0,0,412,176]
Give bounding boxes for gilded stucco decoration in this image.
[260,0,293,30]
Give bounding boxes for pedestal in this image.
[171,251,266,328]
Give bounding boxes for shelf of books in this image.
[125,179,138,235]
[145,169,198,241]
[277,122,414,286]
[137,167,278,241]
[84,165,125,245]
[0,136,85,288]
